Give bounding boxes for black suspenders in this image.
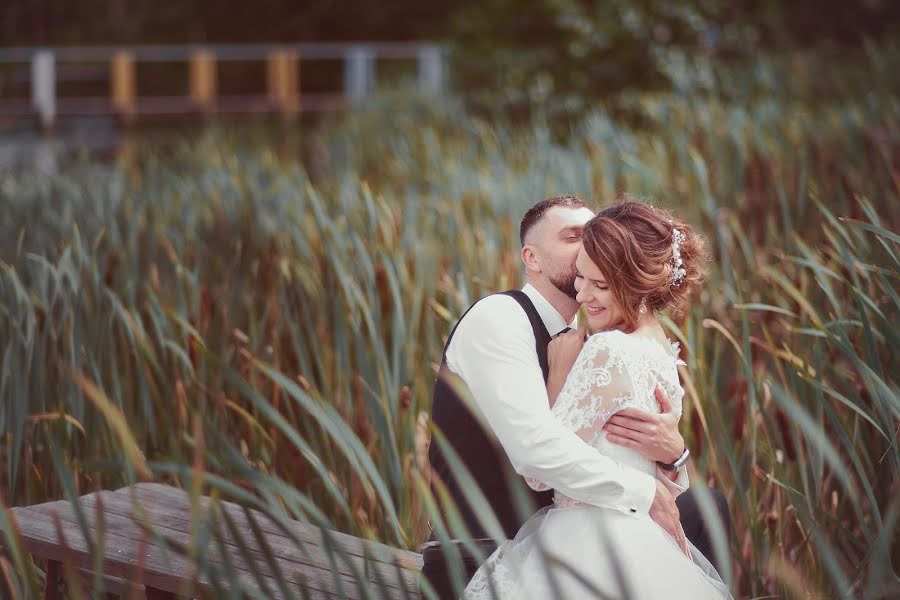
[440,289,553,382]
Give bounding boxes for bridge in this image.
[0,42,446,128]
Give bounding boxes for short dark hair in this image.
[519,195,587,246]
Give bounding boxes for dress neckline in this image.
[596,329,682,361]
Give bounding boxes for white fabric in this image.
[526,284,690,493]
[660,457,690,495]
[519,283,573,338]
[445,284,657,517]
[463,331,731,599]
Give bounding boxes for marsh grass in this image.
[1,52,898,598]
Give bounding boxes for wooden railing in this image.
[0,43,446,127]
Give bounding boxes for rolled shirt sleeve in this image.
[445,295,657,516]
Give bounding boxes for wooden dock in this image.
[9,482,423,599]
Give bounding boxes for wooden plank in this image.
[80,489,419,594]
[11,506,217,597]
[23,502,349,600]
[25,504,305,599]
[12,483,424,599]
[122,483,423,569]
[12,503,335,599]
[126,483,423,570]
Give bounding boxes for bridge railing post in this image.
[31,50,56,128]
[417,45,444,95]
[111,50,137,122]
[344,46,375,105]
[267,49,300,118]
[189,49,217,112]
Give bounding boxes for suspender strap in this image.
[440,289,553,382]
[499,290,552,381]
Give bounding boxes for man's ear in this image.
[521,244,542,274]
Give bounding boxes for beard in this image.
[549,266,579,300]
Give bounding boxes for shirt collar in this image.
[521,283,577,337]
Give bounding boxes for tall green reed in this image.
[1,51,898,598]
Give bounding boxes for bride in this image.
[463,200,732,599]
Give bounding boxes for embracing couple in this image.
[420,196,733,599]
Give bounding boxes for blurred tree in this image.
[448,0,900,116]
[450,0,715,116]
[3,0,896,49]
[0,0,457,45]
[1,0,897,112]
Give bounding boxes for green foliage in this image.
[1,52,899,598]
[3,0,899,115]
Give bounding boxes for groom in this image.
[421,195,730,598]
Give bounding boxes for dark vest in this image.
[428,290,555,540]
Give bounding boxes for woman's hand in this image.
[548,328,586,374]
[546,328,586,406]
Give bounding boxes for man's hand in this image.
[649,479,690,557]
[603,386,684,464]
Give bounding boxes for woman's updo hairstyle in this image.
[581,197,708,332]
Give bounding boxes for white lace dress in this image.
[463,330,733,600]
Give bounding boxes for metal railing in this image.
[0,43,446,127]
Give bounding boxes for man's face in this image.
[529,206,595,299]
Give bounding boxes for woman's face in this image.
[574,247,624,331]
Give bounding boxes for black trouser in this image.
[676,487,731,573]
[419,541,491,600]
[419,488,731,600]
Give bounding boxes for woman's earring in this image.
[639,300,648,315]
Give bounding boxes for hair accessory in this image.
[669,228,687,287]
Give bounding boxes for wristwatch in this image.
[658,447,690,472]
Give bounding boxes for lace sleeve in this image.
[526,333,634,491]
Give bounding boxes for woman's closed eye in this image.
[575,273,607,291]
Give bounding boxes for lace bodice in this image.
[527,330,685,504]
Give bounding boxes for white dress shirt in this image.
[445,283,677,516]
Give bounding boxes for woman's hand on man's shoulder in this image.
[548,328,587,375]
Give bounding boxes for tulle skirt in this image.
[463,503,733,600]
